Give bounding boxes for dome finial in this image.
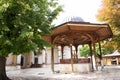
[62,16,84,23]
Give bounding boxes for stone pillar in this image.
[12,55,17,66]
[44,49,47,64]
[116,58,119,65]
[46,48,52,64]
[93,43,98,70]
[21,52,32,68]
[51,47,54,72]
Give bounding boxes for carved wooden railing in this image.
[60,58,90,64]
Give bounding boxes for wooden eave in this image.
[103,55,120,58]
[44,22,113,46]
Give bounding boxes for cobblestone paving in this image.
[7,65,120,80]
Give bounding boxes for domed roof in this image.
[62,16,84,23]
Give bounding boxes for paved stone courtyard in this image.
[6,65,120,80]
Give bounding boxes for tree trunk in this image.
[0,56,11,80]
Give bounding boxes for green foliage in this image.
[79,42,114,57]
[96,0,120,51]
[0,0,62,56]
[102,41,115,54]
[80,45,90,57]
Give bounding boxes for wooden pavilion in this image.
[44,17,113,72]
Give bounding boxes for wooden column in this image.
[51,36,54,72]
[88,43,94,71]
[75,45,78,59]
[61,45,64,59]
[93,43,98,70]
[98,40,104,70]
[98,41,102,59]
[51,47,54,72]
[74,45,78,63]
[70,44,74,72]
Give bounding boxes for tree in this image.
[96,0,120,51]
[80,45,90,57]
[0,0,62,79]
[102,41,116,54]
[79,42,114,57]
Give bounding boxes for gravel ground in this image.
[7,65,120,80]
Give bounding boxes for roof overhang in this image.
[44,22,113,46]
